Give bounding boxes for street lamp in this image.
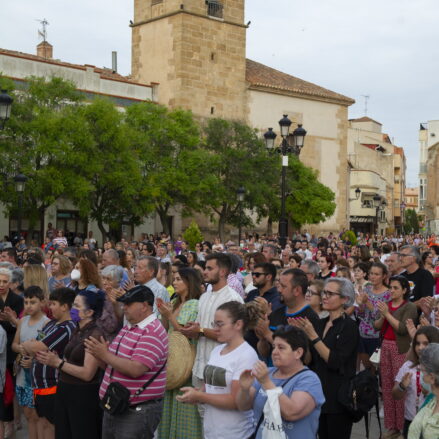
[14,173,27,241]
[236,186,245,245]
[264,115,307,249]
[349,187,361,201]
[0,90,13,129]
[400,201,407,235]
[372,194,387,235]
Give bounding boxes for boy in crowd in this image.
[22,288,76,439]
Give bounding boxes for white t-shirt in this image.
[395,360,425,421]
[203,341,258,439]
[193,285,244,379]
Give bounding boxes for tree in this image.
[126,102,215,234]
[404,208,419,233]
[200,118,278,241]
[0,76,90,240]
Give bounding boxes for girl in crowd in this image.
[176,301,262,439]
[317,255,334,281]
[374,275,418,439]
[355,262,390,371]
[36,289,105,439]
[353,262,370,294]
[236,326,325,438]
[305,280,328,319]
[290,277,359,439]
[393,326,439,438]
[158,262,175,299]
[408,343,439,439]
[187,252,198,268]
[125,248,136,273]
[157,267,202,439]
[48,255,71,292]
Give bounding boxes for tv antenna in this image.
[37,18,49,42]
[361,94,370,116]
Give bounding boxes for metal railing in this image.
[206,0,223,18]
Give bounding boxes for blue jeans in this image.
[102,399,163,439]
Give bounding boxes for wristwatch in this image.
[199,327,205,337]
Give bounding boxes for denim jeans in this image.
[102,399,163,439]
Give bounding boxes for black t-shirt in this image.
[269,304,320,332]
[402,268,435,301]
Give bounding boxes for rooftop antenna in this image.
[37,18,49,43]
[361,94,370,116]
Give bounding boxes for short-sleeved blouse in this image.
[170,298,198,340]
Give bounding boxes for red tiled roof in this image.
[0,48,151,87]
[246,59,354,106]
[349,116,382,125]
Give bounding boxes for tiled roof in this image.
[246,59,354,106]
[0,48,150,87]
[349,116,382,125]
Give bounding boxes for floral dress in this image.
[158,299,202,439]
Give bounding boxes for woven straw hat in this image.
[166,331,196,390]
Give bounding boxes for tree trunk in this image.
[157,208,170,235]
[266,216,273,236]
[97,219,108,246]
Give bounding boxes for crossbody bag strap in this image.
[133,361,167,397]
[254,367,309,435]
[108,329,130,382]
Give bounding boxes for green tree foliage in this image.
[126,102,214,234]
[404,208,420,233]
[0,76,89,238]
[182,221,204,250]
[342,230,357,245]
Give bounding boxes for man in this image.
[262,244,278,263]
[156,244,171,263]
[257,268,319,359]
[134,256,169,316]
[87,231,97,250]
[300,259,320,282]
[296,240,312,260]
[380,242,392,264]
[85,286,168,439]
[180,253,243,406]
[0,249,17,267]
[400,245,435,305]
[386,252,405,276]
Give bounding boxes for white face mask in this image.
[70,269,81,281]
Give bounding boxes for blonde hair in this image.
[24,265,50,299]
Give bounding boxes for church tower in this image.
[131,0,248,120]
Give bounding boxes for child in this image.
[12,286,50,439]
[21,287,76,439]
[392,326,439,438]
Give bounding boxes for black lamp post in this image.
[264,116,307,249]
[14,173,27,241]
[400,201,406,234]
[0,90,13,129]
[372,194,387,235]
[236,186,245,245]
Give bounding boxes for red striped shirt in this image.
[99,317,168,405]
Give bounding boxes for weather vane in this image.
[37,18,49,43]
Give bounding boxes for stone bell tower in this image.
[131,0,248,120]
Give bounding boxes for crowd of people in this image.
[0,229,438,439]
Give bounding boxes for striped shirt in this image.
[31,319,76,389]
[99,315,168,405]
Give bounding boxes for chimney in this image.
[112,51,117,73]
[37,41,53,59]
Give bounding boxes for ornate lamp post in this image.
[14,173,27,241]
[0,90,13,129]
[400,201,407,234]
[373,194,386,235]
[264,116,307,249]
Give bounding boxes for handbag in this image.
[369,347,381,366]
[250,368,308,439]
[100,330,166,415]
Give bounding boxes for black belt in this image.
[130,398,163,408]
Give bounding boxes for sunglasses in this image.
[252,272,268,278]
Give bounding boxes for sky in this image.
[2,0,439,186]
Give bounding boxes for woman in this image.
[317,255,334,280]
[125,248,136,273]
[176,301,262,439]
[157,267,202,439]
[374,275,418,439]
[355,262,391,371]
[48,255,71,293]
[236,326,325,438]
[101,265,125,330]
[290,277,359,439]
[305,280,328,319]
[422,251,435,276]
[408,343,439,439]
[52,230,68,248]
[187,252,198,268]
[24,264,50,300]
[158,262,175,301]
[243,252,266,293]
[36,289,105,439]
[353,262,370,294]
[194,243,205,262]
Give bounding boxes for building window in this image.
[206,0,223,18]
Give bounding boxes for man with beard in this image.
[256,268,319,359]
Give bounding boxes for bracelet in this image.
[398,382,407,392]
[311,337,321,346]
[58,360,65,371]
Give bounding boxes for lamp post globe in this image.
[0,90,13,129]
[263,127,277,150]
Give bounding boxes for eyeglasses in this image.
[305,288,321,297]
[252,272,268,278]
[211,321,227,329]
[397,253,413,258]
[322,290,342,298]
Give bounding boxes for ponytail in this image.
[217,300,264,332]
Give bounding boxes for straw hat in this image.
[166,331,196,390]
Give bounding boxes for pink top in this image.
[99,316,168,405]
